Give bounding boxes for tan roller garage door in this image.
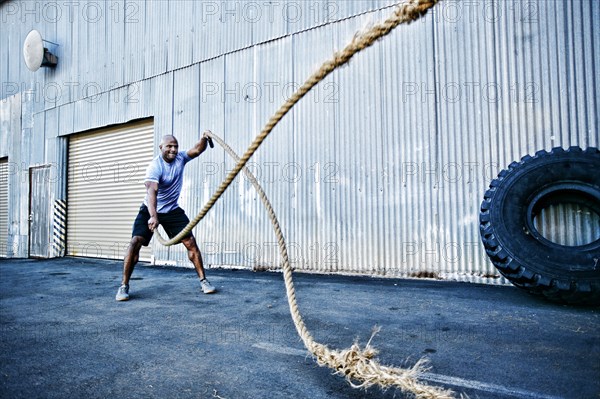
[67,120,154,260]
[0,158,8,257]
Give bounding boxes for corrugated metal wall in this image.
[1,1,598,283]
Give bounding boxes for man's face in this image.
[160,137,179,163]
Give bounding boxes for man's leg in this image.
[181,236,216,294]
[122,236,146,285]
[117,205,153,301]
[116,236,147,301]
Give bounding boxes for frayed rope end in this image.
[310,328,455,399]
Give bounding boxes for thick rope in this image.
[153,1,453,397]
[208,132,453,398]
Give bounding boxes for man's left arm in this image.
[186,131,211,159]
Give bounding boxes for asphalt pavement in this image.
[0,257,598,399]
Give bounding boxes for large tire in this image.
[480,147,600,305]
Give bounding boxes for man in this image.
[116,132,216,301]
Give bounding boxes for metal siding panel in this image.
[39,3,60,106]
[58,98,74,138]
[379,9,439,279]
[286,1,331,34]
[48,6,72,109]
[31,111,45,165]
[67,120,154,261]
[0,98,9,158]
[219,49,259,268]
[124,80,149,123]
[192,3,223,62]
[21,91,34,166]
[145,1,169,77]
[7,93,27,258]
[108,86,129,125]
[45,108,59,140]
[186,57,227,268]
[331,0,380,21]
[167,64,201,264]
[86,3,107,101]
[250,2,288,45]
[291,24,337,273]
[536,204,600,247]
[148,76,172,262]
[173,65,201,147]
[72,95,88,133]
[152,72,174,138]
[167,0,194,71]
[223,6,254,59]
[251,37,295,270]
[108,3,126,89]
[76,5,89,104]
[124,0,146,84]
[335,17,377,275]
[0,7,9,100]
[434,3,481,280]
[6,9,23,101]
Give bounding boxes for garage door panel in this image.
[0,159,8,257]
[67,120,154,261]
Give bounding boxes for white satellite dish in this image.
[23,30,58,72]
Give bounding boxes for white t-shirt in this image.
[143,151,191,213]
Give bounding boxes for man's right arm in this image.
[145,181,159,231]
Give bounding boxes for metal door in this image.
[29,165,53,258]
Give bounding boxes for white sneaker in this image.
[201,279,216,294]
[115,284,130,301]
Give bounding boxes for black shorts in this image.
[132,204,193,246]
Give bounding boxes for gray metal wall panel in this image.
[124,0,146,85]
[185,57,227,268]
[124,80,150,123]
[51,13,75,106]
[86,4,107,100]
[250,3,288,45]
[167,1,194,71]
[1,0,598,282]
[286,0,332,34]
[168,64,202,265]
[251,37,295,270]
[31,111,46,165]
[433,2,497,280]
[145,1,170,77]
[108,3,126,89]
[58,102,74,137]
[290,23,337,273]
[6,93,27,258]
[0,98,10,158]
[219,48,259,268]
[152,72,174,140]
[333,0,380,21]
[149,72,174,263]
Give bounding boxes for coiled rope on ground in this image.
[155,1,454,397]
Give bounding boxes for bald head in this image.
[159,135,179,162]
[160,135,178,146]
